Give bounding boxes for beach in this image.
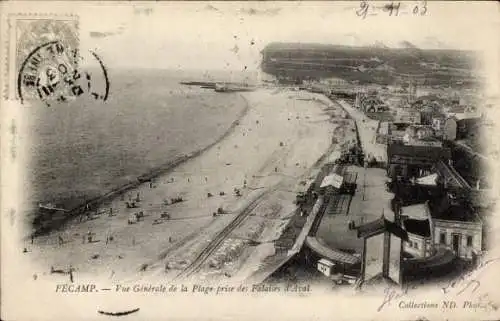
[26,69,250,224]
[26,88,347,283]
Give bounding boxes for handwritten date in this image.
[357,1,427,19]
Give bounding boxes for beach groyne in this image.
[32,94,251,237]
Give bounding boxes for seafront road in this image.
[335,99,387,163]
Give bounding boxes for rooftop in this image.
[403,218,431,237]
[320,173,343,189]
[387,143,451,160]
[428,194,480,223]
[401,203,429,220]
[356,216,409,241]
[305,237,360,265]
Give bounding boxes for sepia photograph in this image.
[1,1,499,320]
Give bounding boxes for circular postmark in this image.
[17,40,109,106]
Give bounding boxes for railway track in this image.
[174,187,276,280]
[174,165,348,279]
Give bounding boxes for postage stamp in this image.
[5,14,109,106]
[4,14,79,101]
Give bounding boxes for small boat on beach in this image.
[38,202,68,212]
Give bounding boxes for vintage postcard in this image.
[1,1,499,320]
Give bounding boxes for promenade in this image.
[335,99,387,163]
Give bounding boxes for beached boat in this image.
[38,202,68,212]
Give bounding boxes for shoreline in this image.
[32,94,250,237]
[194,92,355,282]
[27,88,346,282]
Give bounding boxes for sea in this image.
[25,69,255,228]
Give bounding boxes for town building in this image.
[394,109,421,125]
[386,143,451,180]
[443,117,458,141]
[400,203,433,258]
[354,92,388,113]
[402,125,440,145]
[317,258,335,277]
[398,194,483,262]
[428,194,483,261]
[402,218,432,258]
[418,102,445,132]
[444,115,483,142]
[376,122,390,144]
[390,124,441,146]
[430,115,447,134]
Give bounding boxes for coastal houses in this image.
[393,109,421,125]
[402,217,432,258]
[443,114,483,141]
[386,143,451,180]
[429,194,483,261]
[399,195,483,262]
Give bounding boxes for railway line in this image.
[173,151,351,280]
[173,187,277,280]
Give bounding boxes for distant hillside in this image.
[260,42,478,87]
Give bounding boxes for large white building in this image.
[430,195,483,260]
[400,196,483,261]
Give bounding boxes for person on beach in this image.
[105,232,113,245]
[31,235,34,244]
[68,265,74,283]
[108,207,113,216]
[58,235,64,246]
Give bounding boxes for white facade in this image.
[317,258,335,277]
[432,117,443,131]
[433,219,483,260]
[443,118,457,141]
[404,233,433,258]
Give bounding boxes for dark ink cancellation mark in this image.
[18,40,110,106]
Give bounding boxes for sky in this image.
[3,2,499,72]
[76,2,499,71]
